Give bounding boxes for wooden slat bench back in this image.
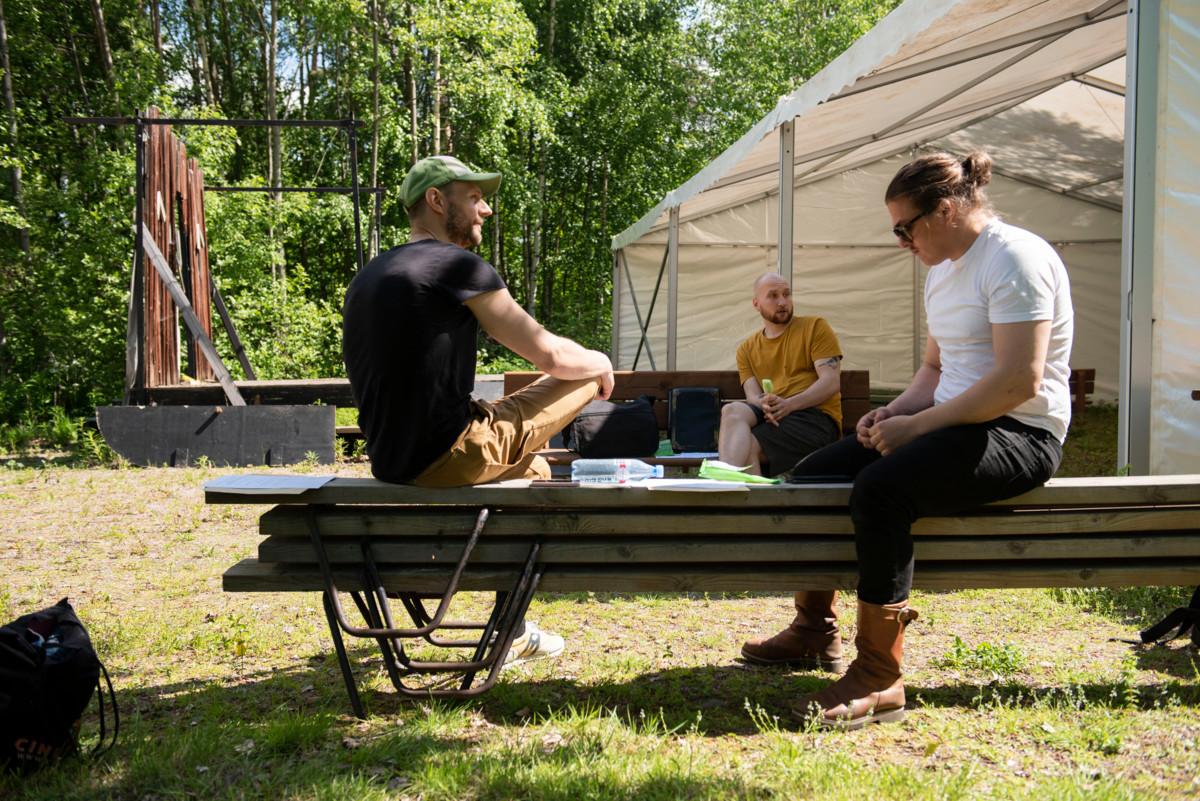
[503,369,871,436]
[332,369,1097,447]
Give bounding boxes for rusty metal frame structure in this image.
[305,506,541,716]
[66,112,386,405]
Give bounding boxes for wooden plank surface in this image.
[257,533,1200,565]
[224,557,1200,594]
[207,474,1200,507]
[146,377,356,407]
[260,506,1200,538]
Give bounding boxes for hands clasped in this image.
[759,393,790,426]
[856,407,923,455]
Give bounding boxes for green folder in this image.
[697,459,781,484]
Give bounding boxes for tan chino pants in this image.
[413,376,600,487]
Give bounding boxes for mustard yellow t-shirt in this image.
[735,316,843,427]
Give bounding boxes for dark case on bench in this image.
[668,387,721,453]
[564,397,659,458]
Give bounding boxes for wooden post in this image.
[141,223,245,406]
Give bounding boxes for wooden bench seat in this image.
[212,474,1200,715]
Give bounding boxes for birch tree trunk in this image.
[368,0,380,257]
[259,0,284,285]
[186,0,216,104]
[148,0,163,59]
[432,47,441,154]
[406,1,417,164]
[218,0,235,112]
[88,0,114,85]
[0,0,28,254]
[523,128,537,314]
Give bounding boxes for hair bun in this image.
[961,151,993,188]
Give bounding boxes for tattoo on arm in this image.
[817,356,842,369]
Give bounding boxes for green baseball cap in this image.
[399,155,501,209]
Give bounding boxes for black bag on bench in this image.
[564,396,659,458]
[669,387,720,453]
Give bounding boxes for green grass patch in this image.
[937,635,1026,677]
[4,406,1199,799]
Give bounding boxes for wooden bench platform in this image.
[212,474,1200,715]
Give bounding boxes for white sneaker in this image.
[504,621,565,666]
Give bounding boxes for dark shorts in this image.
[750,406,841,477]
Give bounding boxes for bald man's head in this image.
[752,272,793,326]
[753,272,788,294]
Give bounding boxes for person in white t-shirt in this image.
[786,151,1073,730]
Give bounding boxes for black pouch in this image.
[668,387,721,453]
[564,395,659,458]
[0,598,118,774]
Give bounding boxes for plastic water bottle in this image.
[570,458,664,485]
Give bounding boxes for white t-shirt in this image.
[924,218,1074,442]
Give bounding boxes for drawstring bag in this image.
[0,598,118,774]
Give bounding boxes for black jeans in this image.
[792,416,1063,605]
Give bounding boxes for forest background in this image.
[0,0,901,426]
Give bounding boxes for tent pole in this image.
[1119,0,1158,475]
[912,252,921,376]
[667,206,679,370]
[627,248,660,371]
[795,36,1065,186]
[777,121,794,287]
[611,250,621,366]
[834,2,1125,101]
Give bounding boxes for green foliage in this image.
[0,409,85,454]
[937,634,1026,677]
[0,0,900,424]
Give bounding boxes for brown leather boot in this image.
[741,590,844,672]
[792,599,918,729]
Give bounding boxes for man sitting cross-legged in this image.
[717,272,846,671]
[342,155,615,665]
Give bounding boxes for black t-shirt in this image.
[342,239,506,482]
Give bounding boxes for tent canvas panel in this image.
[617,154,1122,399]
[1148,0,1200,473]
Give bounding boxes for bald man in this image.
[717,272,843,478]
[719,273,846,670]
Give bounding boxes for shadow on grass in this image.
[0,453,89,469]
[10,646,1198,800]
[124,636,1196,738]
[6,659,758,800]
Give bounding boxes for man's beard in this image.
[762,307,793,325]
[446,202,479,249]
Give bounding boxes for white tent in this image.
[610,0,1200,475]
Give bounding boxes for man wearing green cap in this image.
[343,155,613,663]
[344,154,614,488]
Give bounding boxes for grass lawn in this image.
[2,405,1198,800]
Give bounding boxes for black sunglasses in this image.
[892,207,933,243]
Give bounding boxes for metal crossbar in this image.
[304,505,544,714]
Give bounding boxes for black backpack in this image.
[0,598,118,773]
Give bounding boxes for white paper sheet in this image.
[204,474,334,494]
[641,478,750,492]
